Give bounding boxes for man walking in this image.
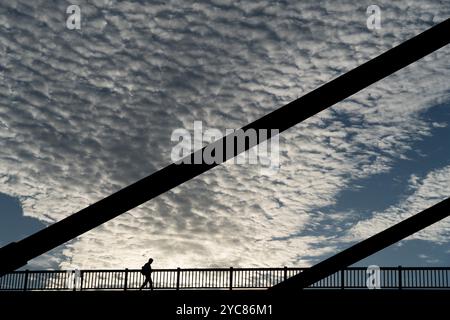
[140,258,154,290]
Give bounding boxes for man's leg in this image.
[140,277,149,290]
[150,276,153,291]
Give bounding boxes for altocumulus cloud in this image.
[346,165,450,244]
[0,0,449,269]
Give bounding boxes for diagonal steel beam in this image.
[270,197,450,291]
[1,18,449,276]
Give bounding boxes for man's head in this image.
[148,258,153,264]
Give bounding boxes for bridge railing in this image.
[0,267,449,291]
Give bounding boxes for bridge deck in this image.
[1,289,449,318]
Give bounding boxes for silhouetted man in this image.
[140,258,154,290]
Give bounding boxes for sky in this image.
[0,0,449,270]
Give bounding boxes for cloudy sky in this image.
[0,0,449,270]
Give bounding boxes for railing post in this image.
[124,268,128,291]
[229,267,233,290]
[176,267,180,290]
[23,270,29,292]
[73,270,77,291]
[340,269,345,289]
[398,266,402,290]
[283,266,287,282]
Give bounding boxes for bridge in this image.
[1,267,449,291]
[1,16,450,319]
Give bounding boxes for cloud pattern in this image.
[0,0,449,269]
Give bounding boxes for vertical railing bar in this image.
[446,269,449,288]
[437,269,441,288]
[124,268,128,291]
[210,269,212,288]
[423,269,426,288]
[11,273,15,290]
[164,270,167,289]
[187,270,190,289]
[173,269,176,289]
[23,270,29,292]
[229,267,233,290]
[430,269,433,288]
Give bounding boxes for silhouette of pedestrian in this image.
[140,258,154,290]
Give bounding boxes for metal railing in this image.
[0,267,449,291]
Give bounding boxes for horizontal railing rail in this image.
[0,267,449,291]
